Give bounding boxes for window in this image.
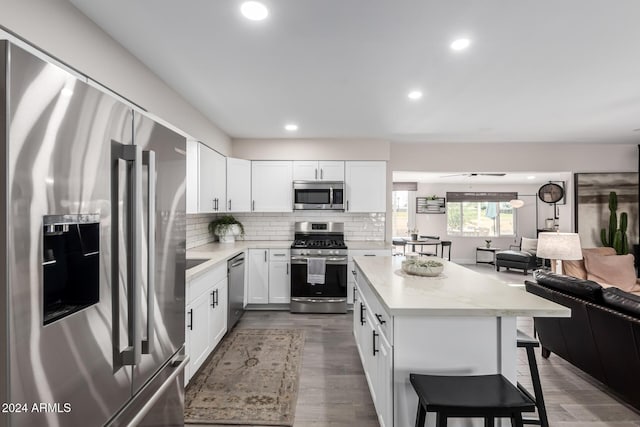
[392,182,417,237]
[446,192,516,237]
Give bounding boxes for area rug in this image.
[184,328,305,425]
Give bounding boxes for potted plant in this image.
[408,228,419,241]
[485,239,492,248]
[208,215,245,243]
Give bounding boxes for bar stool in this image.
[410,373,535,427]
[440,241,452,261]
[516,330,549,427]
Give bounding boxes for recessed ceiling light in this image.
[284,123,298,131]
[240,1,269,21]
[60,88,74,97]
[527,175,536,180]
[407,90,423,100]
[450,38,471,51]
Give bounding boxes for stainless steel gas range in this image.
[290,222,348,313]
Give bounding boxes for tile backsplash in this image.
[186,212,386,249]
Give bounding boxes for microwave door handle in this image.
[112,141,142,367]
[141,150,156,355]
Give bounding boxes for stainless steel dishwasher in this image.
[227,253,245,331]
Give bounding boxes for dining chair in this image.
[419,235,440,256]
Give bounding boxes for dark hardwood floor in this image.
[188,266,640,426]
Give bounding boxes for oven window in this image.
[291,263,347,297]
[295,189,330,204]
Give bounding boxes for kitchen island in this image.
[352,256,570,427]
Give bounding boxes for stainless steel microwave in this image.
[293,181,345,210]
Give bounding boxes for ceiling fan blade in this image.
[439,173,468,178]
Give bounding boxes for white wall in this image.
[411,182,573,263]
[232,138,391,160]
[390,142,638,173]
[0,0,231,154]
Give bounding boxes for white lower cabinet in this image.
[353,264,393,427]
[209,278,228,348]
[185,262,228,384]
[247,249,269,303]
[248,248,290,304]
[269,249,290,303]
[348,249,392,304]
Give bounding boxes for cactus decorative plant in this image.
[600,192,629,254]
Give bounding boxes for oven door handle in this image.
[290,256,348,264]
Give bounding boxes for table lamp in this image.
[536,232,582,274]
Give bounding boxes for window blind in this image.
[393,182,418,191]
[446,192,518,202]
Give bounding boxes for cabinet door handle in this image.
[321,168,324,179]
[187,309,193,330]
[286,263,289,275]
[214,289,219,307]
[353,286,357,303]
[375,313,386,325]
[252,200,255,211]
[264,250,267,262]
[346,200,349,211]
[211,291,215,308]
[372,330,379,356]
[315,168,318,180]
[228,199,231,210]
[360,302,366,325]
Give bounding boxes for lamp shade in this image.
[509,199,525,209]
[537,232,582,260]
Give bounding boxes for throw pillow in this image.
[563,247,617,280]
[584,252,639,292]
[521,237,537,255]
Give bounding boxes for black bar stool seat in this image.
[410,373,535,427]
[517,330,549,427]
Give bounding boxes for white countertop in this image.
[186,240,292,280]
[186,240,393,280]
[353,256,571,318]
[346,241,393,250]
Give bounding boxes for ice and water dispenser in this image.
[42,214,100,325]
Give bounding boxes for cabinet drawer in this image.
[354,265,393,344]
[269,249,290,261]
[187,262,227,304]
[348,249,392,260]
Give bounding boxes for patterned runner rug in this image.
[185,328,305,425]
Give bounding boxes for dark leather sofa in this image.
[525,270,640,411]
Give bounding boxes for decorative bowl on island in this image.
[401,258,444,277]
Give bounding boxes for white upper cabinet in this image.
[345,161,387,213]
[226,157,251,212]
[199,144,226,213]
[251,161,293,212]
[186,140,226,213]
[186,140,199,214]
[293,160,344,181]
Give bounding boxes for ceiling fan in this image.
[440,173,507,178]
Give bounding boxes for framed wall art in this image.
[574,172,639,248]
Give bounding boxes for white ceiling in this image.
[393,171,571,185]
[70,0,640,143]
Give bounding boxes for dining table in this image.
[403,238,441,255]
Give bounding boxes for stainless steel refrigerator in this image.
[0,41,187,426]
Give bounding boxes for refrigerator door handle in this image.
[142,150,156,355]
[125,354,190,427]
[112,142,142,367]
